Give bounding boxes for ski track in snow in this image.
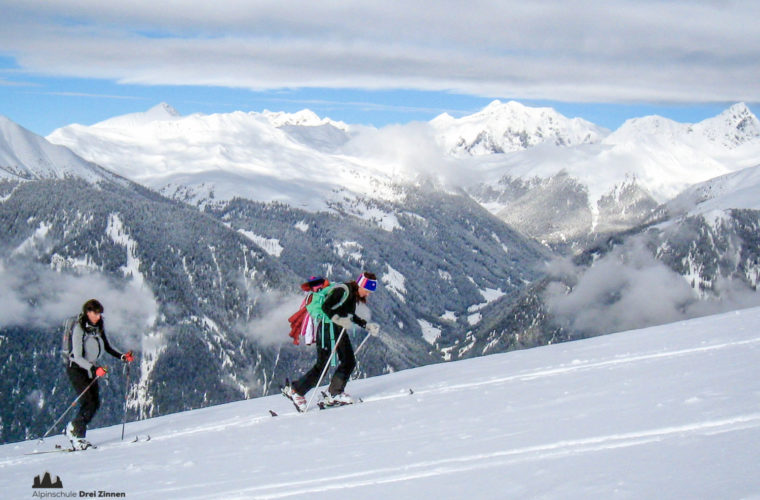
[233,414,760,499]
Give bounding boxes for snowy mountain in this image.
[46,101,760,253]
[688,102,760,149]
[465,103,760,251]
[37,101,760,350]
[467,193,760,355]
[2,307,759,499]
[430,99,609,155]
[0,115,125,184]
[47,104,374,210]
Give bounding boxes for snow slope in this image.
[0,116,122,183]
[667,162,760,216]
[2,307,759,499]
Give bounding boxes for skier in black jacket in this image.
[283,272,380,411]
[65,299,134,449]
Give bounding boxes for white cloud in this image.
[237,292,304,346]
[0,259,158,350]
[2,1,759,104]
[342,122,466,188]
[543,237,760,336]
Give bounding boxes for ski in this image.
[25,443,96,455]
[25,448,75,455]
[131,435,151,442]
[317,401,353,410]
[274,387,415,415]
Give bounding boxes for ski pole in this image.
[354,331,372,355]
[39,374,100,442]
[350,331,376,381]
[305,326,347,412]
[121,363,130,441]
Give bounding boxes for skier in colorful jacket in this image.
[284,272,380,410]
[65,299,134,449]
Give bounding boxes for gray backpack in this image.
[61,315,80,365]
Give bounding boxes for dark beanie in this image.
[82,299,104,314]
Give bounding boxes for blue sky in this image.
[1,1,757,137]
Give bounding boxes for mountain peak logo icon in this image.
[32,472,63,489]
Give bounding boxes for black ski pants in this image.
[66,364,100,437]
[293,323,356,397]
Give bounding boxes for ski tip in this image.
[269,410,278,417]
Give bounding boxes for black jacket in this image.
[321,282,367,328]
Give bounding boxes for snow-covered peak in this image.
[692,102,760,149]
[149,102,181,118]
[261,108,341,128]
[604,114,688,146]
[264,108,322,127]
[0,115,116,182]
[605,103,760,150]
[431,100,609,156]
[93,102,181,129]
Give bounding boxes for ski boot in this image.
[65,422,94,450]
[322,392,354,407]
[281,385,308,413]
